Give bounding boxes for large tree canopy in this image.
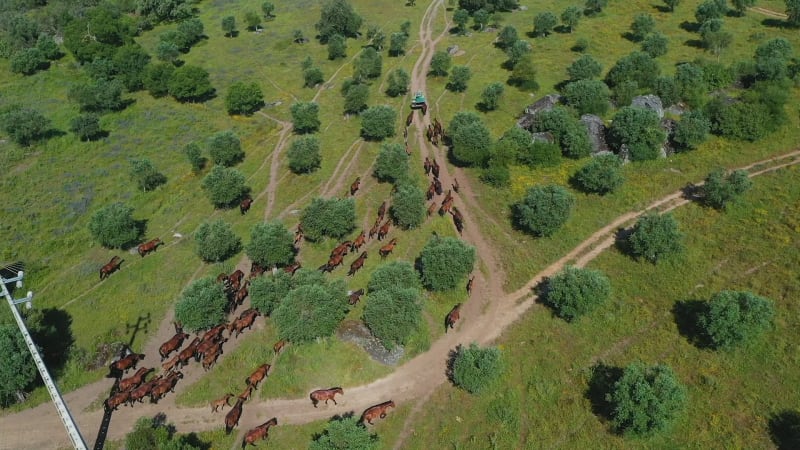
[0,325,37,407]
[316,0,363,42]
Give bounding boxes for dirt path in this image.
[750,6,788,19]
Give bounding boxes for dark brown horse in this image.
[273,339,287,354]
[421,102,428,115]
[118,367,153,392]
[423,157,432,175]
[348,289,365,305]
[360,400,395,425]
[128,375,161,405]
[466,276,475,295]
[348,251,368,276]
[284,262,302,275]
[310,387,344,407]
[431,159,440,178]
[405,110,414,127]
[433,177,443,195]
[177,337,201,368]
[109,353,145,377]
[100,256,123,280]
[159,330,190,361]
[433,117,443,136]
[368,220,380,240]
[377,201,387,221]
[150,370,183,403]
[426,124,434,142]
[211,393,234,412]
[350,176,361,196]
[445,303,462,332]
[225,398,244,435]
[240,197,253,215]
[379,238,397,259]
[426,182,436,201]
[137,238,163,257]
[246,363,271,389]
[377,220,391,241]
[241,418,278,448]
[104,391,130,412]
[452,178,460,193]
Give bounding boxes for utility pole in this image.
[1,270,88,450]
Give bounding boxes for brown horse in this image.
[351,231,366,252]
[452,178,460,193]
[426,124,433,142]
[202,324,227,342]
[99,256,123,280]
[368,220,380,240]
[118,367,153,392]
[427,202,438,217]
[421,102,428,115]
[310,387,344,407]
[240,197,253,215]
[423,157,432,175]
[238,385,254,402]
[211,393,234,412]
[431,159,440,178]
[284,262,302,275]
[377,220,391,240]
[434,178,443,195]
[445,303,462,332]
[229,311,258,338]
[405,110,414,127]
[294,229,304,246]
[159,330,190,361]
[128,375,161,405]
[162,355,180,373]
[137,238,163,257]
[377,201,387,221]
[348,251,368,276]
[177,337,201,368]
[225,398,244,435]
[150,371,183,403]
[250,262,265,278]
[201,344,223,371]
[330,241,351,259]
[273,339,287,354]
[109,353,145,377]
[379,238,397,259]
[348,289,365,305]
[466,276,475,295]
[104,391,130,412]
[241,418,278,448]
[246,363,271,389]
[433,118,443,136]
[350,176,361,196]
[360,400,396,425]
[426,182,436,201]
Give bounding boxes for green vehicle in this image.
[411,91,427,110]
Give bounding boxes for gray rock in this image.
[447,45,459,56]
[631,95,664,118]
[336,320,404,366]
[531,131,555,144]
[517,94,563,130]
[580,114,610,154]
[617,144,631,163]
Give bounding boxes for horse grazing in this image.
[284,262,302,275]
[104,391,130,412]
[99,256,123,280]
[466,276,475,295]
[118,367,153,392]
[379,238,397,259]
[109,353,145,378]
[348,251,368,276]
[310,387,344,407]
[137,238,164,257]
[242,418,278,448]
[240,197,253,215]
[445,303,462,332]
[225,398,244,435]
[211,393,234,412]
[246,363,271,389]
[348,289,365,305]
[377,220,391,241]
[360,400,396,425]
[350,177,361,196]
[159,331,190,361]
[427,202,438,217]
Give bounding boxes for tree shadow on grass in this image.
[445,346,461,384]
[671,300,711,349]
[762,18,789,29]
[26,308,75,376]
[613,226,634,257]
[584,362,623,424]
[679,21,701,33]
[769,410,800,450]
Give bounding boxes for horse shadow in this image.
[584,362,623,427]
[769,410,800,449]
[672,300,712,349]
[613,226,635,256]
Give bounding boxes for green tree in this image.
[698,290,774,349]
[730,0,756,15]
[291,102,321,134]
[544,266,611,321]
[563,79,611,115]
[129,158,166,191]
[36,34,61,60]
[630,13,655,42]
[567,54,602,81]
[391,184,426,229]
[754,38,793,81]
[343,83,370,114]
[389,32,409,56]
[0,325,37,407]
[68,79,125,113]
[673,110,710,150]
[534,107,591,158]
[473,9,490,30]
[175,18,205,50]
[627,212,683,263]
[505,40,531,68]
[274,283,348,342]
[641,32,668,58]
[572,154,624,194]
[459,0,487,13]
[225,82,264,115]
[287,136,322,174]
[695,0,727,23]
[174,277,228,332]
[702,26,733,57]
[89,202,140,248]
[480,82,505,111]
[112,44,151,91]
[429,50,452,77]
[316,0,363,41]
[354,47,382,81]
[664,0,680,12]
[534,11,558,37]
[366,25,385,50]
[451,343,503,394]
[363,287,422,348]
[612,80,638,106]
[262,2,275,18]
[609,363,687,435]
[168,65,214,102]
[447,65,472,92]
[135,0,193,23]
[584,0,608,15]
[605,51,660,89]
[304,67,325,88]
[496,25,519,49]
[519,141,561,168]
[654,76,679,107]
[701,168,752,209]
[245,11,262,30]
[512,184,575,237]
[373,143,409,183]
[561,6,582,32]
[208,130,244,167]
[508,55,539,91]
[301,197,356,241]
[309,416,379,450]
[448,111,493,166]
[250,271,292,315]
[675,63,707,108]
[185,142,205,173]
[385,68,410,97]
[10,47,47,75]
[201,165,247,208]
[360,105,396,140]
[480,160,511,187]
[419,236,476,291]
[69,114,103,141]
[246,221,295,268]
[609,106,666,161]
[788,0,800,27]
[368,261,421,293]
[195,219,241,262]
[453,9,470,34]
[143,63,175,97]
[156,40,180,64]
[221,16,236,37]
[125,416,206,450]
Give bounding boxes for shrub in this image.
[641,32,668,58]
[373,143,409,183]
[533,106,591,159]
[225,82,264,115]
[360,105,396,140]
[316,0,363,41]
[68,79,125,113]
[208,131,244,167]
[609,106,666,161]
[654,76,679,107]
[385,68,410,97]
[304,67,325,88]
[419,236,476,291]
[512,184,575,237]
[36,34,60,60]
[221,16,237,37]
[129,158,167,191]
[561,6,582,32]
[449,111,493,166]
[480,160,511,187]
[363,287,422,349]
[300,197,356,241]
[0,325,37,408]
[505,40,531,69]
[246,221,295,268]
[368,261,421,293]
[125,416,205,450]
[389,32,409,56]
[184,142,205,173]
[10,47,47,75]
[701,168,752,209]
[519,141,561,168]
[563,79,610,115]
[629,13,655,42]
[250,271,293,316]
[533,11,558,37]
[287,136,322,174]
[605,51,660,89]
[451,343,503,394]
[291,102,321,134]
[508,55,538,91]
[174,277,228,332]
[195,219,241,262]
[273,282,348,343]
[143,63,175,98]
[112,44,151,91]
[89,202,140,248]
[567,54,602,81]
[572,154,624,194]
[627,212,683,263]
[497,25,519,49]
[609,363,687,435]
[354,47,382,81]
[544,266,611,321]
[447,65,472,92]
[70,114,103,141]
[480,82,505,111]
[673,110,710,150]
[429,50,451,76]
[168,65,214,102]
[391,184,426,229]
[327,34,347,59]
[309,416,378,450]
[343,82,370,114]
[201,166,247,208]
[698,290,774,349]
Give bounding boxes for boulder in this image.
[517,94,562,130]
[631,95,664,118]
[447,45,459,56]
[531,131,555,144]
[580,114,610,154]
